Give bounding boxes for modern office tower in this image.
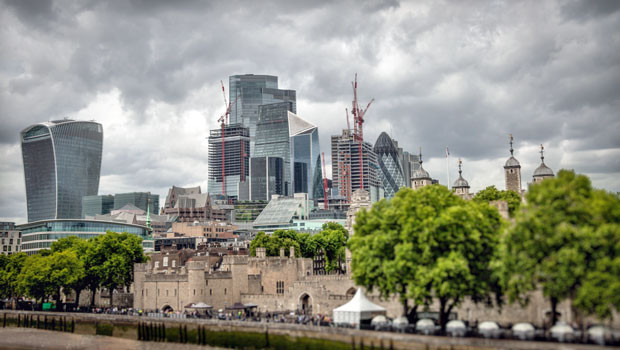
[82,194,114,218]
[331,129,384,203]
[228,74,296,154]
[207,124,251,200]
[288,112,322,199]
[373,132,407,199]
[113,192,159,214]
[249,156,284,201]
[254,102,294,195]
[21,119,103,222]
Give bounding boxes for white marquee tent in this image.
[333,288,386,328]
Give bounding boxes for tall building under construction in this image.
[207,124,250,201]
[331,129,384,204]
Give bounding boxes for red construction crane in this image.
[218,80,236,198]
[321,152,328,210]
[345,108,351,132]
[350,73,374,190]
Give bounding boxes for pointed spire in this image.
[419,147,423,165]
[509,134,514,156]
[540,144,545,163]
[458,158,463,176]
[146,195,151,229]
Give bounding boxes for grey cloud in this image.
[1,0,619,223]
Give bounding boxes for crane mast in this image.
[350,73,374,191]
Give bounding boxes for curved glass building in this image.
[373,132,406,199]
[21,119,103,222]
[17,219,153,255]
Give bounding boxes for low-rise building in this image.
[0,222,21,255]
[18,219,154,255]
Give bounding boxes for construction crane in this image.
[350,73,374,190]
[218,80,237,199]
[321,152,328,210]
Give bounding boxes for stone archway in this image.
[161,305,173,313]
[299,293,312,316]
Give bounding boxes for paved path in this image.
[0,328,224,350]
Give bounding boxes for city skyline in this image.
[1,1,619,223]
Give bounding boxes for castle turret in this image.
[504,134,522,193]
[453,158,470,199]
[412,148,432,190]
[533,144,554,183]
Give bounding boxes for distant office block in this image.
[331,129,383,203]
[21,119,103,222]
[207,124,251,200]
[254,102,295,195]
[113,192,159,214]
[82,194,114,218]
[229,74,296,154]
[374,132,407,199]
[250,156,284,201]
[0,222,21,255]
[288,112,322,199]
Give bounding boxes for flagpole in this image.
[446,147,450,190]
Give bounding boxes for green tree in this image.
[47,250,84,306]
[501,170,620,325]
[473,185,521,216]
[350,186,503,329]
[51,236,91,306]
[0,253,27,309]
[311,223,349,273]
[18,254,52,303]
[85,231,146,308]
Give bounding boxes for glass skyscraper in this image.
[249,156,284,201]
[254,102,295,195]
[288,112,321,199]
[21,119,103,222]
[374,132,407,199]
[82,194,114,218]
[228,74,296,154]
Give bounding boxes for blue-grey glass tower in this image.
[21,119,103,222]
[249,156,284,200]
[254,102,294,195]
[374,132,407,199]
[288,112,321,199]
[229,74,296,154]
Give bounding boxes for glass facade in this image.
[17,219,151,254]
[254,102,294,195]
[82,194,114,218]
[374,132,407,199]
[288,112,321,199]
[250,156,284,201]
[113,192,159,213]
[207,124,250,199]
[228,74,296,154]
[21,120,103,222]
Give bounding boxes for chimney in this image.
[280,247,285,258]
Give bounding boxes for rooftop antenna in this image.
[509,134,514,156]
[540,144,545,163]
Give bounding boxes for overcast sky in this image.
[1,0,619,223]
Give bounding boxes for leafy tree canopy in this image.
[501,170,620,323]
[473,185,521,216]
[350,185,503,329]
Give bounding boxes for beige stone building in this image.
[411,149,432,190]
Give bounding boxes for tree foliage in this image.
[501,170,620,323]
[0,253,27,307]
[473,185,521,216]
[249,223,349,272]
[350,185,503,329]
[8,231,147,309]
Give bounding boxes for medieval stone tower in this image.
[412,148,432,190]
[533,144,554,183]
[453,159,471,199]
[504,135,522,193]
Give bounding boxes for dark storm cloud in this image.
[1,0,619,223]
